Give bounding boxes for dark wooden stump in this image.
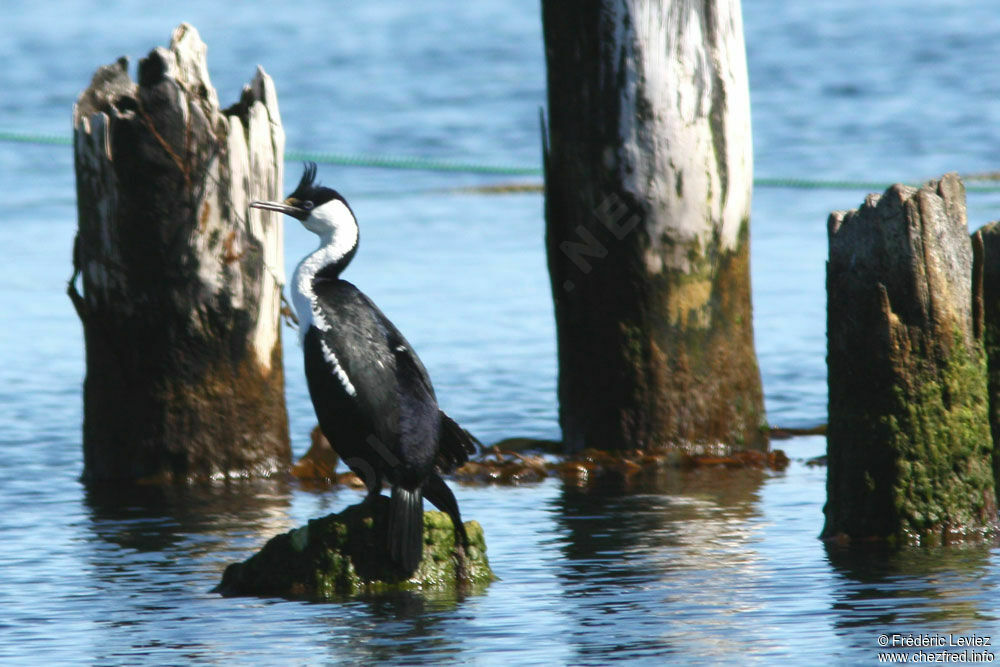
[973,221,1000,499]
[824,174,995,545]
[71,24,290,482]
[541,0,766,453]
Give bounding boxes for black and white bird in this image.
[250,163,478,574]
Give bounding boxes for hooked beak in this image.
[250,199,301,217]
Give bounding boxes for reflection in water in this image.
[315,591,472,664]
[84,479,297,555]
[553,468,771,663]
[825,542,1000,632]
[80,479,481,664]
[78,479,300,663]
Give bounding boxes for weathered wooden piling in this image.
[974,221,1000,494]
[70,24,290,482]
[824,174,995,545]
[541,0,766,453]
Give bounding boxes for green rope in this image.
[5,129,1000,192]
[753,177,898,191]
[0,130,72,146]
[285,148,541,176]
[755,176,1000,193]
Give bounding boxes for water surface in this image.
[3,1,1000,663]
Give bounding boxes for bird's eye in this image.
[302,200,315,210]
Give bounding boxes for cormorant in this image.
[250,163,478,574]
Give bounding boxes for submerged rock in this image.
[451,441,789,488]
[216,496,494,599]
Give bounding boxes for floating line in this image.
[5,129,1000,192]
[284,148,540,176]
[0,130,73,146]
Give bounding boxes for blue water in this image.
[3,1,1000,663]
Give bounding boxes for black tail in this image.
[435,412,480,472]
[424,472,469,549]
[388,485,424,575]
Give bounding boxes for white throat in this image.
[291,200,359,344]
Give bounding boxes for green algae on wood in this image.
[824,174,997,546]
[215,496,494,599]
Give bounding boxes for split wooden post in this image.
[71,24,290,482]
[541,0,766,452]
[824,174,995,544]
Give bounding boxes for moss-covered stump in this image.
[824,174,996,546]
[216,496,494,599]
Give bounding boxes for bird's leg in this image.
[359,479,382,507]
[423,472,470,580]
[347,457,382,509]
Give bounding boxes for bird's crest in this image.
[288,161,320,202]
[284,162,348,215]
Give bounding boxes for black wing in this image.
[310,280,439,473]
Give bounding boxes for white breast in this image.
[291,247,333,343]
[291,244,360,398]
[291,201,361,395]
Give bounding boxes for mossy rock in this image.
[216,496,495,599]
